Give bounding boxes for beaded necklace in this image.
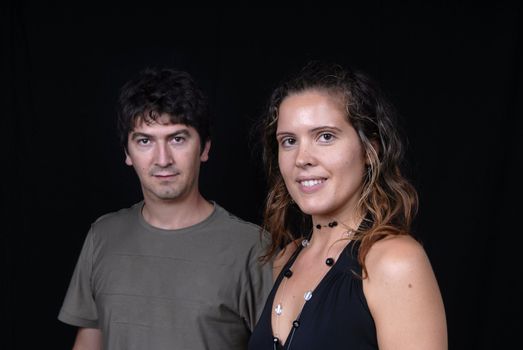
[272,221,354,349]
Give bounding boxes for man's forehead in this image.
[131,117,193,133]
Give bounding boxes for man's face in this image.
[125,114,210,204]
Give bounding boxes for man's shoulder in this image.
[211,203,265,241]
[215,204,260,230]
[211,203,270,262]
[91,201,142,228]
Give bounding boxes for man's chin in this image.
[154,189,183,201]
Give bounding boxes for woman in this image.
[248,62,447,349]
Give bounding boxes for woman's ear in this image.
[365,136,380,165]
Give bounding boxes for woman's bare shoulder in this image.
[363,234,447,349]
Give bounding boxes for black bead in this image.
[292,320,300,328]
[284,269,293,278]
[325,257,335,266]
[316,224,322,229]
[331,221,338,227]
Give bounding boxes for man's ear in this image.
[200,140,211,162]
[124,148,133,166]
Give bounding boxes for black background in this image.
[4,2,522,349]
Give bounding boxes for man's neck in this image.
[141,194,214,230]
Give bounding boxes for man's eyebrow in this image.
[170,129,191,137]
[130,129,192,140]
[130,132,150,140]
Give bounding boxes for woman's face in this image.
[276,90,367,222]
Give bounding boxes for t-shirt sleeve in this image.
[58,227,99,328]
[239,235,274,331]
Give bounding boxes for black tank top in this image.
[248,240,378,349]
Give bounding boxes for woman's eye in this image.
[319,133,334,142]
[281,137,296,147]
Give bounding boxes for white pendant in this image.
[274,303,283,316]
[304,290,313,301]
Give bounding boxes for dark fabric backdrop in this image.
[3,2,522,349]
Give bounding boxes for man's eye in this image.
[137,138,150,145]
[173,136,185,143]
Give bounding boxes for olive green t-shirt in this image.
[58,202,273,350]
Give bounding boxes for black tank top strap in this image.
[274,241,306,283]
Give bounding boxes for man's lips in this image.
[152,173,179,178]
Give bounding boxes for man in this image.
[58,68,273,349]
